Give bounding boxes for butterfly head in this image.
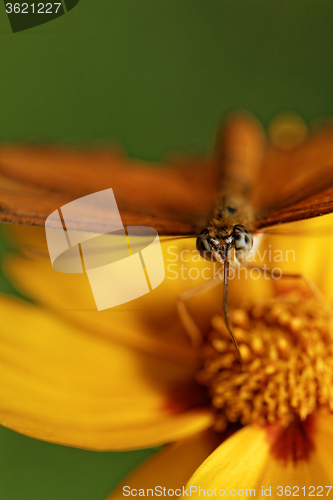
[196,225,253,264]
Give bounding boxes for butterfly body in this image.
[194,114,269,364]
[196,112,260,267]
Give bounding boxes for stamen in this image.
[197,291,333,432]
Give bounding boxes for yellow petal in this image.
[4,226,200,363]
[0,294,212,450]
[186,412,333,499]
[107,429,222,500]
[186,424,269,498]
[306,410,333,483]
[257,213,333,304]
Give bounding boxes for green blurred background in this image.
[0,0,333,498]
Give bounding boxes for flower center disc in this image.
[197,290,333,431]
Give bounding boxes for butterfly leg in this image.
[176,275,224,347]
[240,262,331,315]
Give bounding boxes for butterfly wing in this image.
[253,122,333,230]
[0,144,219,235]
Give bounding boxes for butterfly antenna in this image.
[223,259,246,371]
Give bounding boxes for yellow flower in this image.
[1,215,333,500]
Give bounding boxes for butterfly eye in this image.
[196,230,215,262]
[232,225,253,260]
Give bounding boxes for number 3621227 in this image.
[5,3,62,14]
